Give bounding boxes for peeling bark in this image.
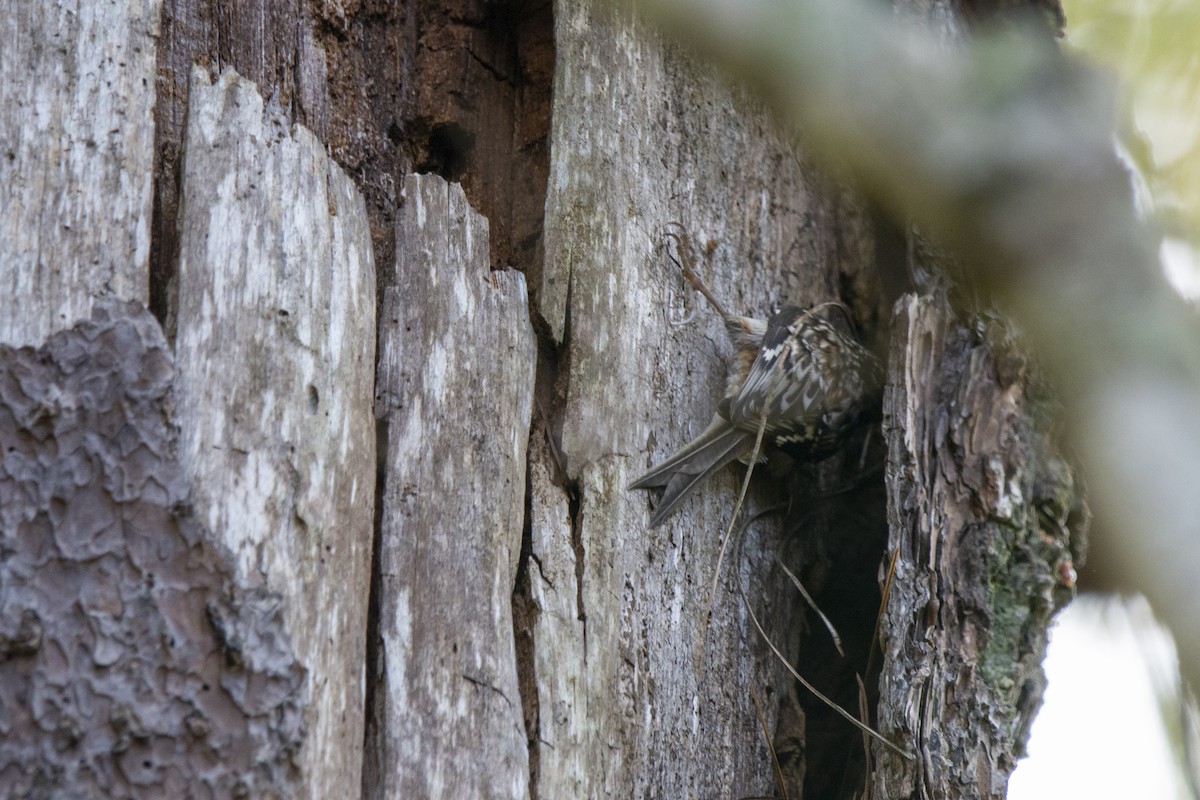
[874,290,1083,799]
[1,54,376,795]
[0,302,306,798]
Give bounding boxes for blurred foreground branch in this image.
[639,0,1200,692]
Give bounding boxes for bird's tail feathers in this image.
[630,418,755,527]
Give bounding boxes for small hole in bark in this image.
[421,123,475,181]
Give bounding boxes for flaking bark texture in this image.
[0,301,306,798]
[2,38,376,797]
[874,290,1084,799]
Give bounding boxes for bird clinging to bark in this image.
[631,229,883,527]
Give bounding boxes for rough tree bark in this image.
[530,1,888,797]
[371,173,536,798]
[0,0,1084,798]
[875,281,1083,799]
[2,9,376,798]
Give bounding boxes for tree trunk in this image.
[370,172,536,798]
[0,0,1084,798]
[875,284,1083,799]
[532,3,890,798]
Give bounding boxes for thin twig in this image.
[662,225,733,321]
[700,378,773,641]
[749,681,790,800]
[866,548,900,680]
[776,558,844,658]
[743,597,915,761]
[856,673,874,800]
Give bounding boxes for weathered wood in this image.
[172,67,378,800]
[875,291,1081,799]
[0,2,303,793]
[153,0,553,336]
[533,0,888,796]
[371,173,536,799]
[523,435,586,799]
[0,0,159,346]
[1,0,1097,796]
[0,301,310,798]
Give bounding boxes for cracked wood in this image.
[173,67,378,800]
[372,173,537,799]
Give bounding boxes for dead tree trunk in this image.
[2,12,376,795]
[0,0,1083,798]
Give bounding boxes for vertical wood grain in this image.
[0,0,159,345]
[371,172,536,799]
[173,67,377,800]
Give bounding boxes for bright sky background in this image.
[1008,594,1192,800]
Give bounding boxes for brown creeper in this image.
[631,232,883,527]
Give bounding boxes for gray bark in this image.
[0,0,158,345]
[173,68,377,800]
[1,40,376,797]
[0,301,310,798]
[530,0,886,796]
[0,0,1086,797]
[370,173,537,798]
